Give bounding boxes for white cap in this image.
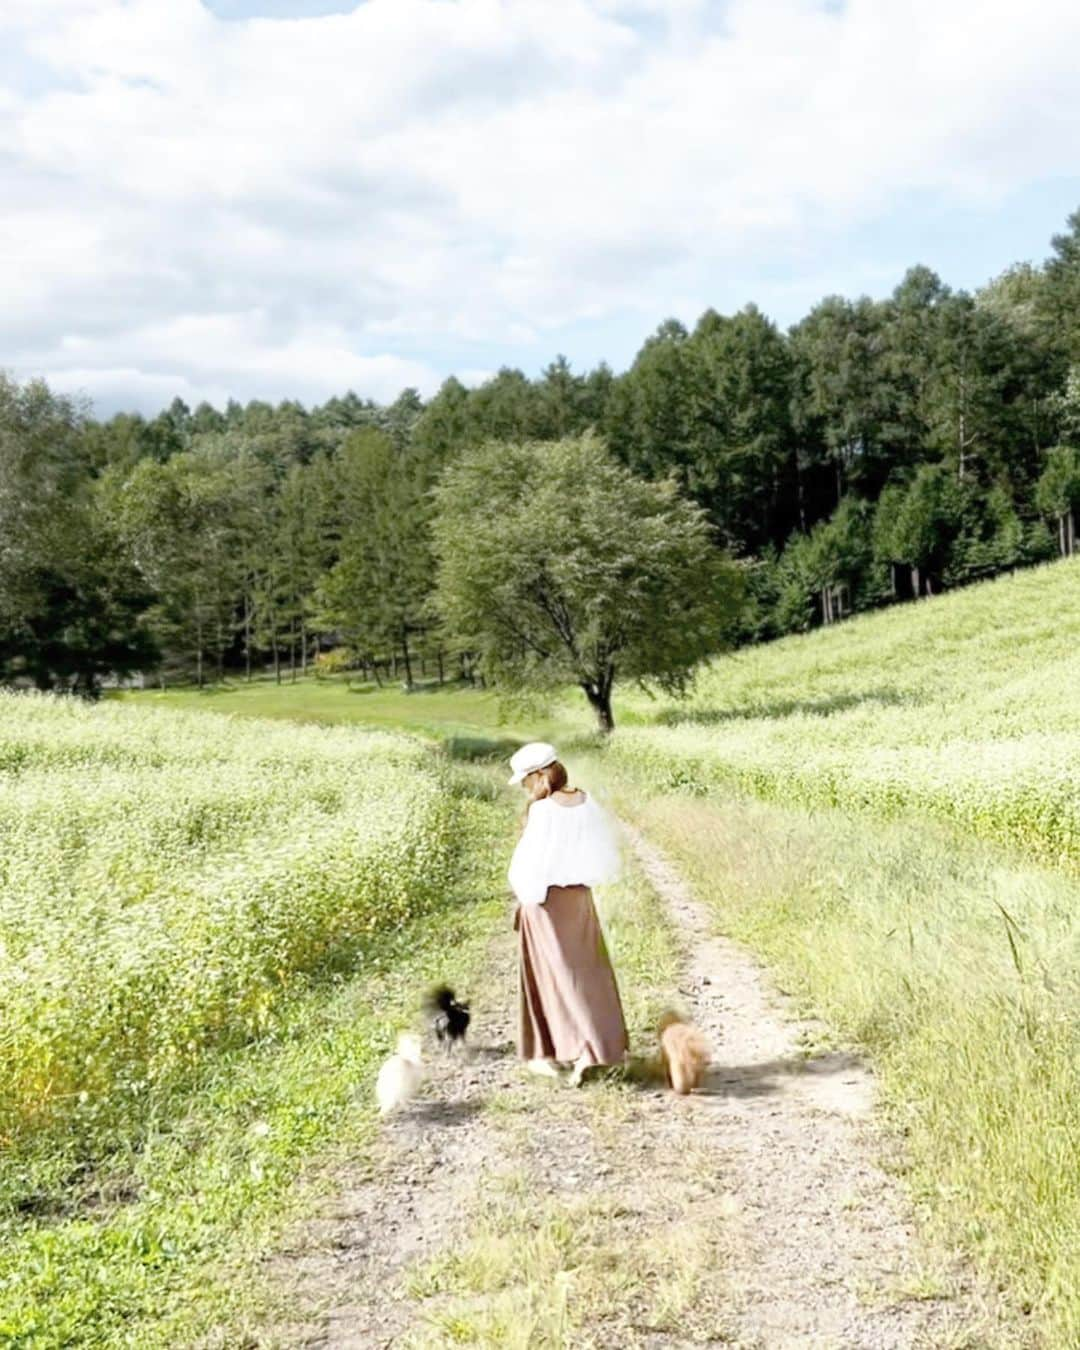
[507,741,558,786]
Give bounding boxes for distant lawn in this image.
[118,677,594,751]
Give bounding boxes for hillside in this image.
[617,556,1080,864]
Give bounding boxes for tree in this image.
[1035,445,1080,556]
[946,485,1024,583]
[411,376,473,464]
[604,319,696,484]
[535,355,588,439]
[318,429,432,684]
[684,306,796,552]
[112,443,253,685]
[466,368,543,443]
[431,433,744,733]
[0,375,156,693]
[873,465,964,597]
[775,497,876,633]
[1041,207,1080,365]
[0,511,158,695]
[790,295,891,511]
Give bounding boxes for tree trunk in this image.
[372,661,383,688]
[401,627,414,689]
[272,630,280,685]
[583,675,615,735]
[437,648,445,685]
[795,450,807,534]
[911,565,921,598]
[301,617,308,676]
[244,594,252,682]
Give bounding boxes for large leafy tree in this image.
[431,433,743,733]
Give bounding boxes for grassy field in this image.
[132,559,1080,870]
[122,677,586,753]
[0,693,511,1345]
[611,556,1080,868]
[73,553,1080,1343]
[606,785,1079,1345]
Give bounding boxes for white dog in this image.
[375,1032,424,1115]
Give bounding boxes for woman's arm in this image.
[508,801,551,905]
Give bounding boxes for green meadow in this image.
[5,555,1079,1344]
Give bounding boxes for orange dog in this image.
[658,1012,710,1094]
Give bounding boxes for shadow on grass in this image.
[655,687,915,728]
[444,735,522,764]
[408,1099,486,1128]
[346,678,481,697]
[466,1043,516,1062]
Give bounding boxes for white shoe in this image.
[527,1058,561,1079]
[568,1054,591,1087]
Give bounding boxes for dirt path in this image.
[267,826,1017,1348]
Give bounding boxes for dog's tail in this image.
[424,984,457,1014]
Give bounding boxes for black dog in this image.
[424,985,471,1047]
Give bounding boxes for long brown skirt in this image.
[516,885,628,1068]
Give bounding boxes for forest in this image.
[3,208,1080,695]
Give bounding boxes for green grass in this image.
[606,786,1079,1346]
[119,676,586,751]
[0,693,513,1346]
[610,556,1080,867]
[0,868,506,1346]
[0,694,470,1149]
[108,555,1080,1343]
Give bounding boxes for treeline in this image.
[4,210,1080,693]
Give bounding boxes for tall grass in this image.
[623,788,1079,1346]
[0,693,510,1345]
[611,558,1080,866]
[0,693,466,1151]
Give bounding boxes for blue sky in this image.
[3,0,1080,415]
[206,0,359,17]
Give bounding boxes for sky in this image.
[3,0,1080,417]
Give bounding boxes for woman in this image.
[507,741,628,1086]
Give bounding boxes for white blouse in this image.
[508,793,622,905]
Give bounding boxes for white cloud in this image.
[3,0,1080,413]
